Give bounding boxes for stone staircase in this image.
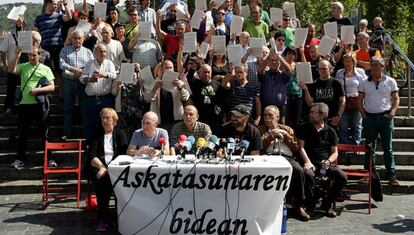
[0,72,413,196]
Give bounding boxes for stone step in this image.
[0,125,84,139]
[393,127,414,138]
[337,151,414,166]
[0,92,61,103]
[0,179,90,195]
[0,149,87,165]
[337,165,414,181]
[0,137,86,151]
[394,116,414,126]
[398,87,414,97]
[0,164,88,181]
[376,139,414,152]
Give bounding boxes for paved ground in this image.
[0,193,413,234]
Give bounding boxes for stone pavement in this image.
[0,193,413,235]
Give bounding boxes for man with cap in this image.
[218,104,262,155]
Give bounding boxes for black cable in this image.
[235,161,241,222]
[157,161,176,235]
[192,162,198,223]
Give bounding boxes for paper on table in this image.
[190,9,205,30]
[199,41,209,59]
[230,15,244,36]
[341,25,355,44]
[283,2,296,19]
[317,36,336,57]
[17,31,33,53]
[162,70,179,93]
[195,0,207,11]
[227,44,242,65]
[269,38,277,53]
[212,35,226,55]
[183,32,197,53]
[94,2,107,19]
[141,66,155,90]
[7,5,27,20]
[250,37,264,57]
[120,63,135,84]
[270,8,283,25]
[139,21,152,40]
[296,62,313,84]
[76,20,92,35]
[324,22,338,40]
[294,28,308,48]
[86,0,95,5]
[240,5,250,18]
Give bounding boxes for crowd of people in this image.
[0,0,401,231]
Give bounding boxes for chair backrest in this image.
[44,140,83,171]
[337,144,370,153]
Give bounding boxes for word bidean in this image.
[113,165,290,194]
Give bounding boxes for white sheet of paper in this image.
[141,66,155,90]
[324,22,338,40]
[317,36,336,56]
[66,0,75,11]
[236,0,242,9]
[296,62,313,84]
[190,9,205,30]
[139,21,152,40]
[205,11,214,32]
[227,44,242,65]
[195,0,207,11]
[76,20,92,35]
[213,0,225,9]
[86,0,95,5]
[94,2,107,19]
[159,1,171,14]
[199,41,209,59]
[270,8,283,25]
[7,5,27,20]
[17,31,33,53]
[183,32,197,53]
[283,2,296,19]
[250,38,264,57]
[270,38,277,53]
[240,5,250,18]
[294,28,308,48]
[162,70,179,93]
[230,15,244,36]
[212,35,226,55]
[341,25,355,44]
[120,63,135,84]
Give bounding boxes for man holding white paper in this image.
[326,1,353,37]
[138,0,157,38]
[101,26,127,73]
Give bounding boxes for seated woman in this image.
[127,111,170,157]
[88,107,128,232]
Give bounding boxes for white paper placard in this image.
[341,25,355,44]
[17,31,33,53]
[119,63,135,84]
[7,5,27,20]
[139,21,152,40]
[270,8,283,25]
[270,37,277,53]
[94,2,107,19]
[236,0,242,9]
[227,44,242,65]
[294,28,308,48]
[141,66,155,90]
[230,15,244,36]
[282,2,296,19]
[212,0,225,9]
[296,62,313,84]
[205,11,214,32]
[317,36,336,57]
[211,35,226,55]
[190,9,205,30]
[324,22,338,41]
[195,0,207,11]
[250,37,264,57]
[76,20,92,36]
[240,5,250,18]
[86,0,95,5]
[199,41,209,59]
[162,70,179,93]
[183,32,197,53]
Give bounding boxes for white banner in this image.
[109,155,292,235]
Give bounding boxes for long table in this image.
[108,155,292,235]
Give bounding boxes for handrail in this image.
[384,33,414,117]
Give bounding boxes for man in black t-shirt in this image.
[297,102,347,218]
[219,104,262,155]
[326,2,353,37]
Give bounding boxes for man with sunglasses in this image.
[358,56,400,186]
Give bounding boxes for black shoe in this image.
[320,201,337,218]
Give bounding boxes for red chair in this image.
[42,140,83,209]
[335,144,373,214]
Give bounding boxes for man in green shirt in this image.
[243,5,269,39]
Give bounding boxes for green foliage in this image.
[0,3,42,31]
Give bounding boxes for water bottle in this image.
[281,201,287,233]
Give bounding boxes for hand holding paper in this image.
[296,62,313,84]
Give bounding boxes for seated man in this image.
[259,105,310,221]
[296,102,347,218]
[127,111,170,157]
[219,104,262,155]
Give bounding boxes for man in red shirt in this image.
[304,24,320,61]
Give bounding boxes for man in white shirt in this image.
[101,26,127,73]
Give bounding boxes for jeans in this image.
[362,114,396,178]
[286,94,303,130]
[83,95,114,145]
[4,73,19,110]
[339,109,362,144]
[63,78,85,136]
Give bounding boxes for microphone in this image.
[227,137,236,159]
[203,135,219,158]
[220,138,228,159]
[159,137,166,157]
[180,135,195,159]
[187,135,195,146]
[239,140,250,160]
[195,138,206,158]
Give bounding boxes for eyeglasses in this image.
[129,13,138,16]
[283,18,290,21]
[277,38,285,42]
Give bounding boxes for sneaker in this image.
[10,160,24,169]
[389,177,400,186]
[48,160,57,167]
[96,219,108,232]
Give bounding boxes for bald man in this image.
[127,111,170,156]
[101,25,126,73]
